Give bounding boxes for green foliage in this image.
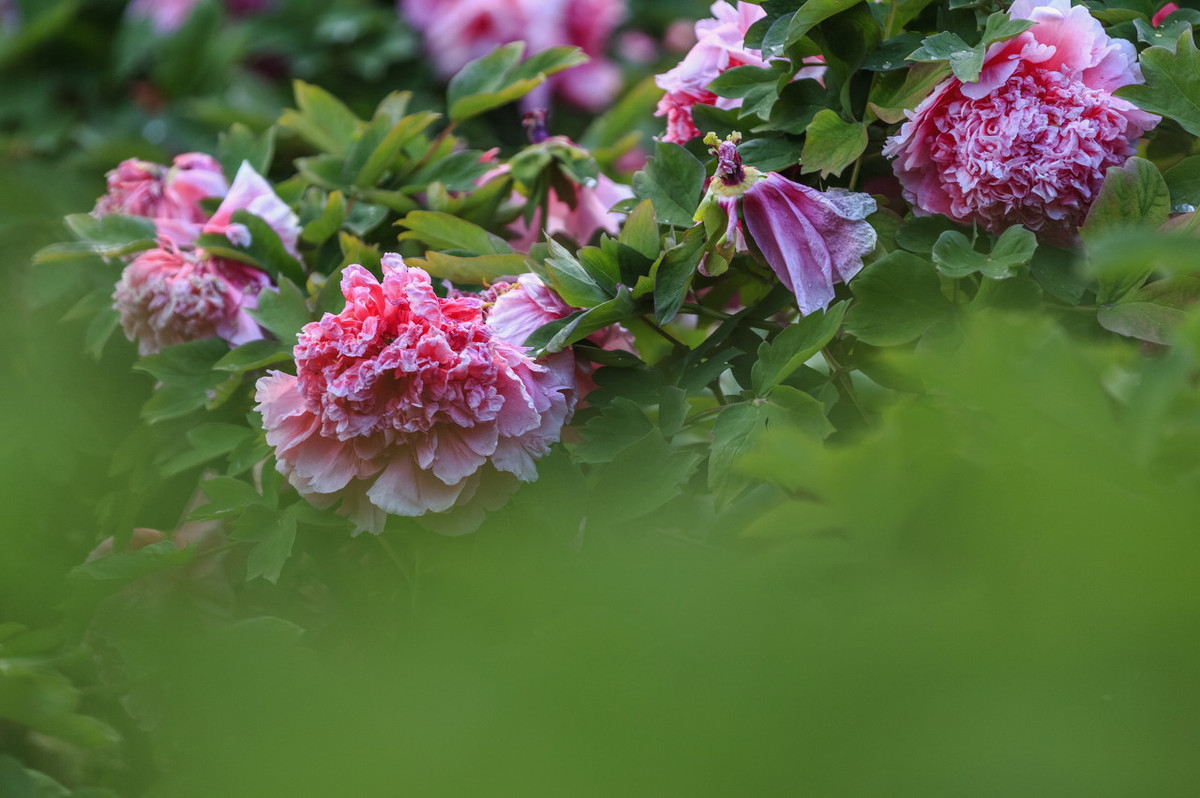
[1117,28,1200,136]
[632,141,706,227]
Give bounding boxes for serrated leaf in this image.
[751,301,848,394]
[216,123,275,178]
[800,110,867,178]
[1116,28,1200,136]
[844,251,953,345]
[632,141,706,228]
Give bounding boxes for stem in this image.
[680,302,780,330]
[822,348,872,426]
[643,316,687,349]
[847,155,863,194]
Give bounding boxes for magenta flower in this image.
[113,246,271,356]
[398,0,625,111]
[697,136,876,316]
[255,257,577,534]
[883,0,1159,241]
[93,153,228,246]
[203,161,302,259]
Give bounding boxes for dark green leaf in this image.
[619,200,660,260]
[249,277,312,342]
[844,251,953,345]
[654,225,706,324]
[751,301,848,394]
[786,0,865,47]
[540,237,611,308]
[632,141,706,228]
[279,80,362,156]
[217,123,275,178]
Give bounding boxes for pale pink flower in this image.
[113,245,271,355]
[700,138,876,315]
[654,2,825,144]
[203,161,301,259]
[655,2,766,144]
[398,0,625,111]
[255,257,577,534]
[883,0,1159,240]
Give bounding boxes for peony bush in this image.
[6,0,1200,793]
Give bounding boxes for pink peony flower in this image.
[698,136,876,315]
[486,273,637,352]
[203,161,301,259]
[655,1,767,144]
[93,153,229,247]
[113,245,271,356]
[654,2,825,144]
[883,0,1160,240]
[398,0,625,111]
[255,257,577,534]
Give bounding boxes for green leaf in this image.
[737,136,805,172]
[213,339,294,372]
[709,388,833,507]
[447,43,588,122]
[786,0,866,47]
[751,301,848,394]
[350,111,439,187]
[1117,29,1200,135]
[619,200,660,260]
[37,214,157,263]
[540,237,611,308]
[589,430,702,524]
[249,277,312,342]
[631,141,706,228]
[279,80,363,156]
[69,540,195,583]
[1098,275,1200,344]
[134,338,230,385]
[161,423,258,477]
[844,251,953,345]
[412,252,530,283]
[932,225,1036,279]
[708,63,787,118]
[200,475,267,513]
[653,225,706,324]
[1163,155,1200,209]
[906,14,1033,83]
[801,109,868,178]
[216,123,275,179]
[525,286,638,353]
[233,506,297,584]
[867,61,951,123]
[1080,158,1170,303]
[574,398,654,463]
[301,190,346,245]
[396,210,512,256]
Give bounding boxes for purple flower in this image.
[697,136,877,315]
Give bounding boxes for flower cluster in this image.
[256,257,578,534]
[884,0,1160,240]
[654,1,823,144]
[102,160,298,355]
[398,0,626,111]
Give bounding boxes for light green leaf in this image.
[801,109,867,178]
[1117,28,1200,136]
[412,252,530,283]
[932,225,1036,279]
[396,210,512,255]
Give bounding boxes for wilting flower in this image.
[255,257,577,534]
[204,161,302,259]
[113,246,272,356]
[654,1,824,144]
[883,0,1159,240]
[697,134,876,315]
[93,153,228,243]
[398,0,625,111]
